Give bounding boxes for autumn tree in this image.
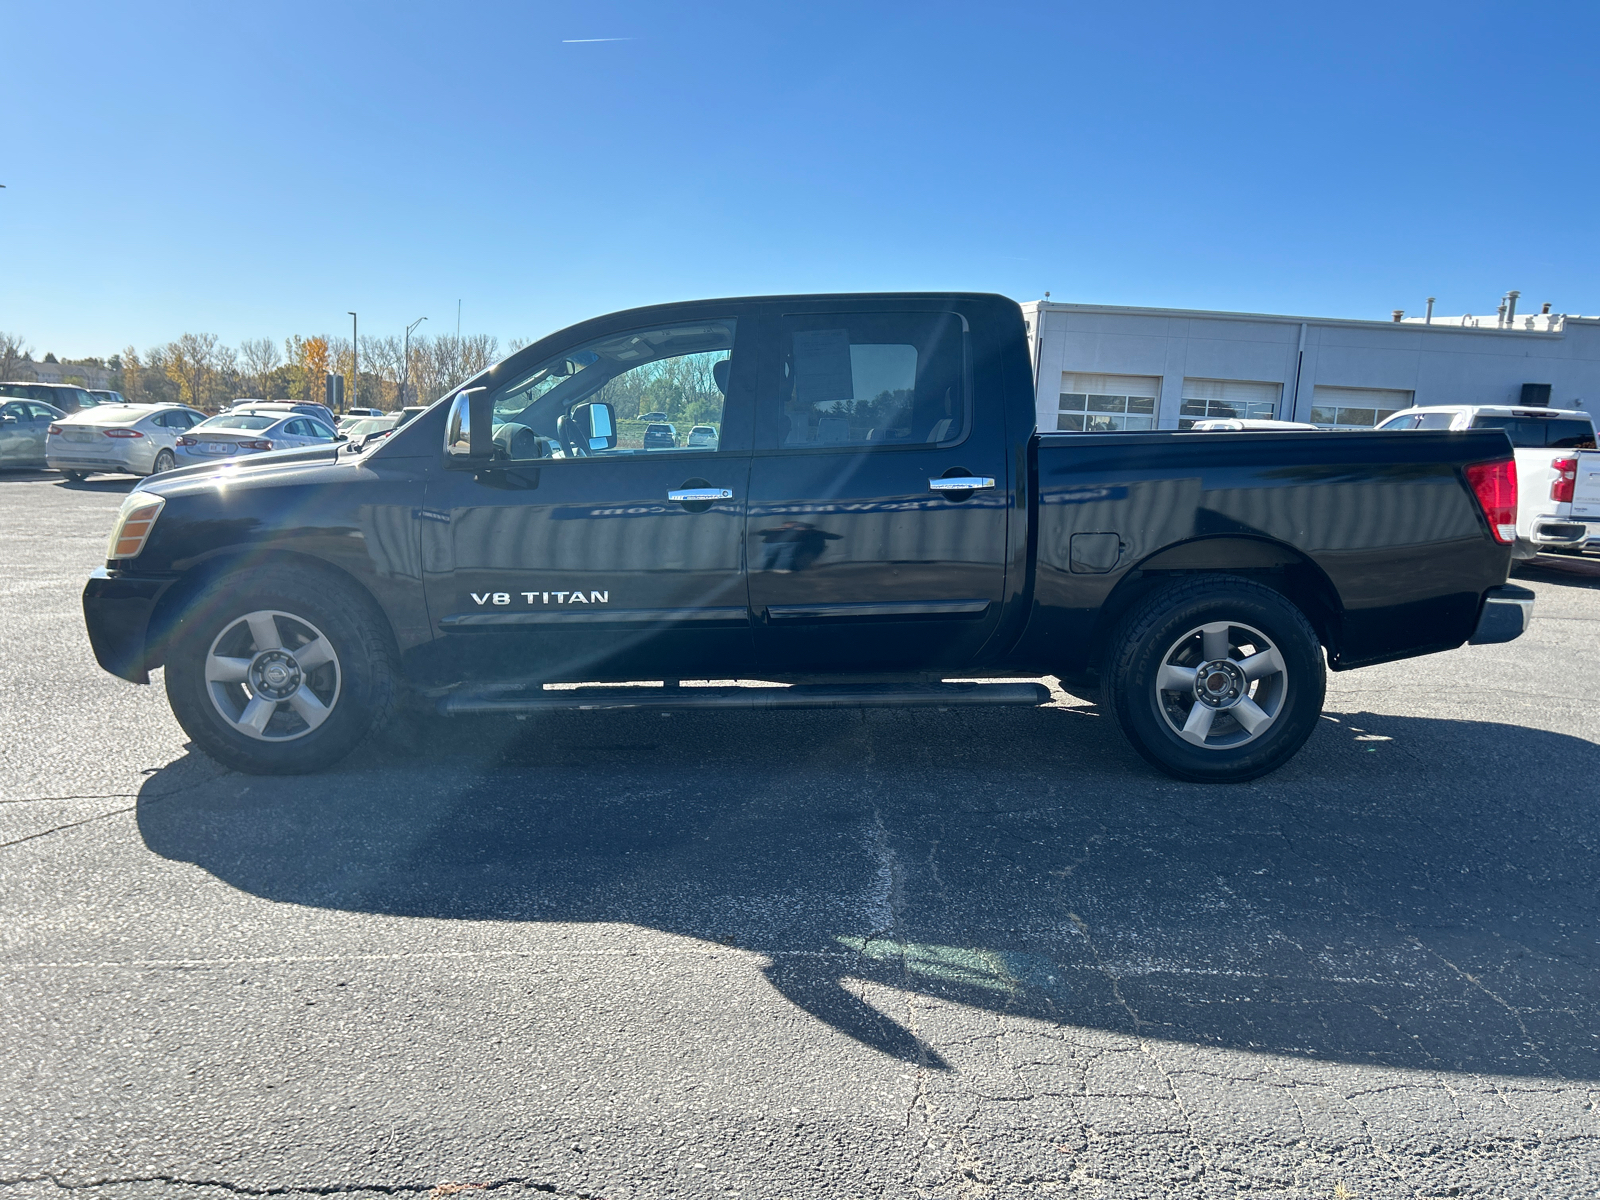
[0,332,28,381]
[165,332,221,411]
[239,338,281,399]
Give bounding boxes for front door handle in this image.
[667,488,733,502]
[928,476,995,491]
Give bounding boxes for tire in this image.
[151,449,175,475]
[1102,575,1326,783]
[61,470,88,482]
[164,565,396,774]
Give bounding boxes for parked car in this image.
[174,409,341,467]
[341,415,400,440]
[642,422,677,448]
[638,410,668,422]
[46,403,207,479]
[0,381,103,414]
[90,390,132,406]
[687,424,720,448]
[83,292,1529,782]
[1190,418,1319,431]
[0,398,65,467]
[227,399,340,428]
[1376,404,1597,557]
[344,407,385,418]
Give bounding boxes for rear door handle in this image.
[667,488,733,501]
[928,476,995,491]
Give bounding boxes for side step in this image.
[438,680,1051,716]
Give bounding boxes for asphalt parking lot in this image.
[3,470,1598,1200]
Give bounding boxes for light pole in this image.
[403,316,427,406]
[347,312,358,412]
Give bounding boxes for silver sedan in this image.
[46,403,207,479]
[0,399,66,468]
[174,410,341,467]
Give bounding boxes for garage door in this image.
[1309,386,1413,429]
[1056,372,1162,432]
[1180,378,1283,429]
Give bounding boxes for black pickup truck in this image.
[84,292,1532,782]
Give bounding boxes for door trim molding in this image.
[763,599,991,624]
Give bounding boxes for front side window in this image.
[486,319,739,462]
[769,312,966,449]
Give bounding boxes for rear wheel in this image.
[164,565,396,774]
[152,448,176,474]
[1103,576,1325,783]
[60,470,88,482]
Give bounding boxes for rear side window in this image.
[768,312,967,450]
[1471,416,1597,448]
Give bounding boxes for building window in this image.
[1057,372,1160,432]
[1179,378,1283,429]
[1308,385,1413,430]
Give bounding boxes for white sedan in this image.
[46,403,207,479]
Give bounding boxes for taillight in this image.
[1464,459,1518,544]
[1551,456,1577,503]
[106,492,166,560]
[176,436,197,447]
[47,424,62,435]
[238,439,273,451]
[104,428,145,438]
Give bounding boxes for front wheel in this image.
[164,565,396,774]
[1103,576,1326,783]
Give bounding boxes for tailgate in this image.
[1573,450,1600,518]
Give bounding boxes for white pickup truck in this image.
[1377,405,1597,558]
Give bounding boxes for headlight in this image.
[107,492,166,560]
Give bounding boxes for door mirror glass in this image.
[444,388,495,462]
[577,402,617,451]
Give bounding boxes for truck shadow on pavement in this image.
[137,703,1600,1080]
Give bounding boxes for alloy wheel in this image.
[204,610,342,742]
[1154,620,1288,749]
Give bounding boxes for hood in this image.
[134,442,349,494]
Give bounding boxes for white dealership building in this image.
[1022,297,1600,433]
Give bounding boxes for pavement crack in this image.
[0,793,137,806]
[1406,933,1563,1079]
[0,805,136,851]
[0,1176,604,1199]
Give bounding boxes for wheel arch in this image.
[145,548,398,672]
[1087,537,1342,674]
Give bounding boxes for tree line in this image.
[0,328,524,413]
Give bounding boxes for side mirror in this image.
[574,401,617,451]
[444,388,495,464]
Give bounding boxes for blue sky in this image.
[5,0,1598,358]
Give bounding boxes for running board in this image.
[438,681,1051,716]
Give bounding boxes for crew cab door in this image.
[746,306,1010,672]
[422,312,756,682]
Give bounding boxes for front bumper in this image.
[1468,584,1536,645]
[83,568,178,683]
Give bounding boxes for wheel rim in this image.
[1155,620,1288,750]
[155,450,174,472]
[204,610,341,742]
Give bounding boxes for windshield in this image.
[1470,416,1596,448]
[199,414,278,431]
